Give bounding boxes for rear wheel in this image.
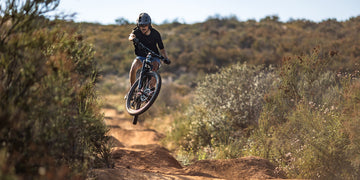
[126,71,161,116]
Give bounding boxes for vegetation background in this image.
[96,15,359,179]
[1,0,359,179]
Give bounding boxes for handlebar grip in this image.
[132,38,139,44]
[163,58,171,65]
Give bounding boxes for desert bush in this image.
[248,48,360,179]
[340,76,360,179]
[170,63,277,159]
[268,101,350,179]
[0,0,110,179]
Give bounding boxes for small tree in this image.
[115,17,130,25]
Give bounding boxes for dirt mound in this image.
[185,156,287,180]
[111,146,182,170]
[91,108,287,180]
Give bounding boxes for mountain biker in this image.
[128,13,170,90]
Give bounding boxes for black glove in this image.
[163,58,171,65]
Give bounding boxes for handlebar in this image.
[133,38,171,64]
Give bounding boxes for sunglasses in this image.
[139,24,149,27]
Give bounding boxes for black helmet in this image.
[137,13,151,26]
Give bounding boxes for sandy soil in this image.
[88,108,287,180]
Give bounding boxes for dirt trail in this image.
[89,108,287,180]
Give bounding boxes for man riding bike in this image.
[127,12,170,94]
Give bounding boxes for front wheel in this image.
[126,71,161,116]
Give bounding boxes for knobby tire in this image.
[126,71,161,116]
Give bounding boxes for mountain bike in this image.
[125,38,170,125]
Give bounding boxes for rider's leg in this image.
[150,60,160,88]
[129,58,142,87]
[125,58,143,100]
[151,60,160,72]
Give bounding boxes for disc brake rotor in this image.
[140,88,151,101]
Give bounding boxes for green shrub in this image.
[171,63,277,159]
[248,47,360,179]
[341,78,360,179]
[270,101,349,179]
[0,1,110,178]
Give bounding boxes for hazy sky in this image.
[55,0,360,24]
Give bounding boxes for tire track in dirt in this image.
[90,108,287,180]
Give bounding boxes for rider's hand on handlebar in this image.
[129,34,139,43]
[163,58,171,65]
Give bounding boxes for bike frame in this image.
[135,41,163,91]
[137,52,153,90]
